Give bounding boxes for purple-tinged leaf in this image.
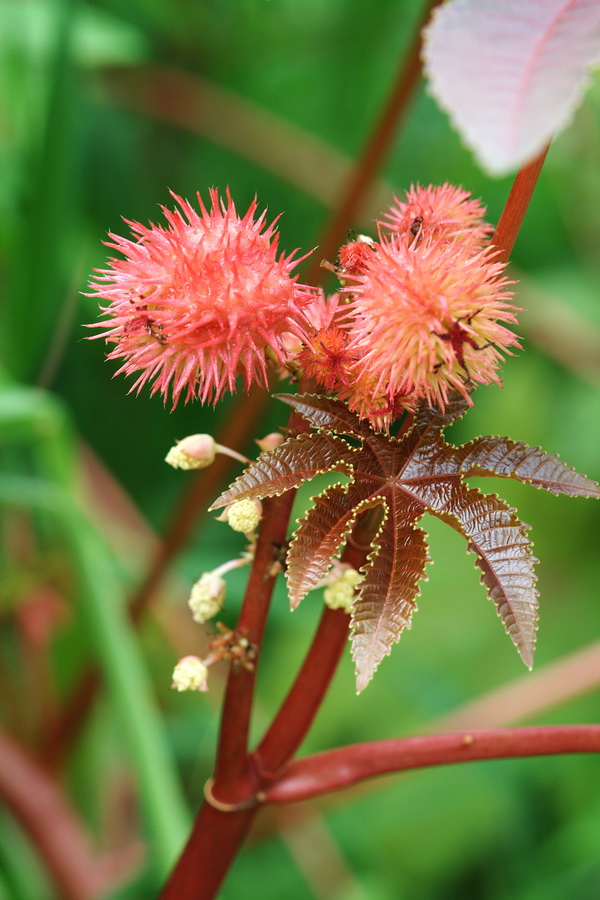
[351,508,429,692]
[276,393,376,437]
[451,435,600,497]
[287,483,382,608]
[431,486,538,668]
[422,0,600,175]
[209,432,353,510]
[213,393,597,688]
[411,390,471,437]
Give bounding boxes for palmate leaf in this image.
[351,506,429,693]
[211,392,599,690]
[450,435,600,497]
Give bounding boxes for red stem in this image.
[159,803,257,900]
[256,607,350,775]
[263,725,600,804]
[159,492,297,900]
[492,145,550,262]
[213,489,299,800]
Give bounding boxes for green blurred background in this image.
[1,1,599,897]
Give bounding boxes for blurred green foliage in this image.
[0,0,599,897]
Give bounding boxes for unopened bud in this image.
[188,573,226,624]
[255,432,284,453]
[226,499,262,534]
[166,434,217,470]
[324,566,362,614]
[171,656,208,692]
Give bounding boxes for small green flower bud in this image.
[226,499,262,534]
[171,656,209,692]
[166,434,217,470]
[188,573,226,624]
[324,567,362,614]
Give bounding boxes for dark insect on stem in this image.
[269,540,290,575]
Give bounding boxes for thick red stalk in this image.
[160,419,305,898]
[492,145,550,262]
[263,725,600,804]
[212,489,299,800]
[159,803,257,900]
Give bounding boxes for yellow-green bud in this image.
[226,498,262,534]
[171,656,208,692]
[324,567,362,614]
[188,573,226,623]
[165,434,217,470]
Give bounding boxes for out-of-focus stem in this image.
[263,725,600,804]
[0,728,110,900]
[305,0,440,283]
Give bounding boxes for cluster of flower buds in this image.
[319,561,363,614]
[171,625,258,693]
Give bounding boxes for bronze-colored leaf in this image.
[276,392,375,437]
[209,432,353,510]
[451,436,600,497]
[287,483,383,607]
[351,507,429,692]
[430,485,538,667]
[213,392,598,690]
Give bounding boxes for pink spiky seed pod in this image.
[381,183,492,247]
[87,189,316,406]
[342,233,521,410]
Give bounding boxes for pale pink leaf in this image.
[422,0,600,175]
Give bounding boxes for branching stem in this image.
[262,725,600,804]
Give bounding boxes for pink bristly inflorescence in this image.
[298,184,521,426]
[88,184,521,429]
[87,189,316,406]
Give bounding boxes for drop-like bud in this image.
[324,566,362,614]
[171,656,209,692]
[188,573,226,624]
[165,434,217,470]
[225,498,263,534]
[255,432,284,452]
